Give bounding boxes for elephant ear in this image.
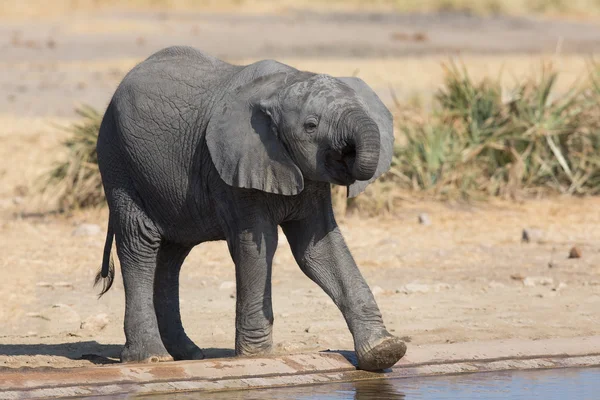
[206,73,304,196]
[338,77,395,198]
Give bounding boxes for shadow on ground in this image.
[0,341,235,366]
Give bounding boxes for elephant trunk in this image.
[340,109,380,181]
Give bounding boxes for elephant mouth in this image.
[325,147,357,186]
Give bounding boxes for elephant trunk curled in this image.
[338,109,380,181]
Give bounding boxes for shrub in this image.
[389,61,600,199]
[39,105,105,211]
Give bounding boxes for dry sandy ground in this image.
[1,198,599,369]
[0,8,599,369]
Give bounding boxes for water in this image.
[161,368,600,399]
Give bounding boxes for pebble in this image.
[418,213,432,226]
[26,312,49,320]
[397,283,431,294]
[36,282,53,288]
[219,281,235,290]
[72,223,102,237]
[521,228,544,243]
[54,282,73,289]
[523,276,554,287]
[80,313,109,332]
[372,286,385,295]
[553,282,568,292]
[568,246,582,259]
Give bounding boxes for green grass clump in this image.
[389,61,600,199]
[40,105,105,211]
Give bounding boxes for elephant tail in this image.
[94,214,115,297]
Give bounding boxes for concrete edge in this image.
[1,336,600,399]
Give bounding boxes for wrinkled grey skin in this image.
[96,46,406,371]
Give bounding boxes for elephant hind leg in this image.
[154,242,204,360]
[113,191,173,363]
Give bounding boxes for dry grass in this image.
[32,58,600,213]
[3,0,600,18]
[38,106,105,212]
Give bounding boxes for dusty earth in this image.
[0,7,599,369]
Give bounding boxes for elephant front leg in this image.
[227,223,277,357]
[282,207,406,371]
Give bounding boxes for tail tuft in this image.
[94,257,115,298]
[96,214,115,298]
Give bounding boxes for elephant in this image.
[95,46,406,371]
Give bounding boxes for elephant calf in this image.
[95,46,406,371]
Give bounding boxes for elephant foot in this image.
[235,337,273,357]
[121,342,174,364]
[235,326,273,357]
[356,333,407,371]
[164,336,206,361]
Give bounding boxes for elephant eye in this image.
[304,119,318,134]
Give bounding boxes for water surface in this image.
[162,367,600,399]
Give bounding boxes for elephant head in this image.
[206,71,394,197]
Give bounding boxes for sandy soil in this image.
[0,8,599,369]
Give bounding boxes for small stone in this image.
[54,282,73,289]
[229,293,235,299]
[432,283,452,292]
[72,223,102,237]
[522,228,544,243]
[26,312,49,320]
[553,282,568,292]
[219,281,235,290]
[568,246,582,259]
[523,276,554,287]
[418,213,432,226]
[510,273,525,281]
[80,313,109,332]
[372,286,385,295]
[488,281,505,289]
[397,283,431,294]
[280,313,290,318]
[36,282,54,288]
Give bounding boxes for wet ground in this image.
[158,367,600,399]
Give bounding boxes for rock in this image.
[522,228,544,243]
[397,283,431,294]
[488,281,506,289]
[553,282,568,292]
[523,276,554,287]
[80,313,109,332]
[54,282,73,289]
[372,286,385,295]
[432,283,452,292]
[26,312,49,321]
[72,223,102,237]
[219,281,235,290]
[36,282,54,288]
[568,246,582,259]
[510,273,525,281]
[418,213,432,226]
